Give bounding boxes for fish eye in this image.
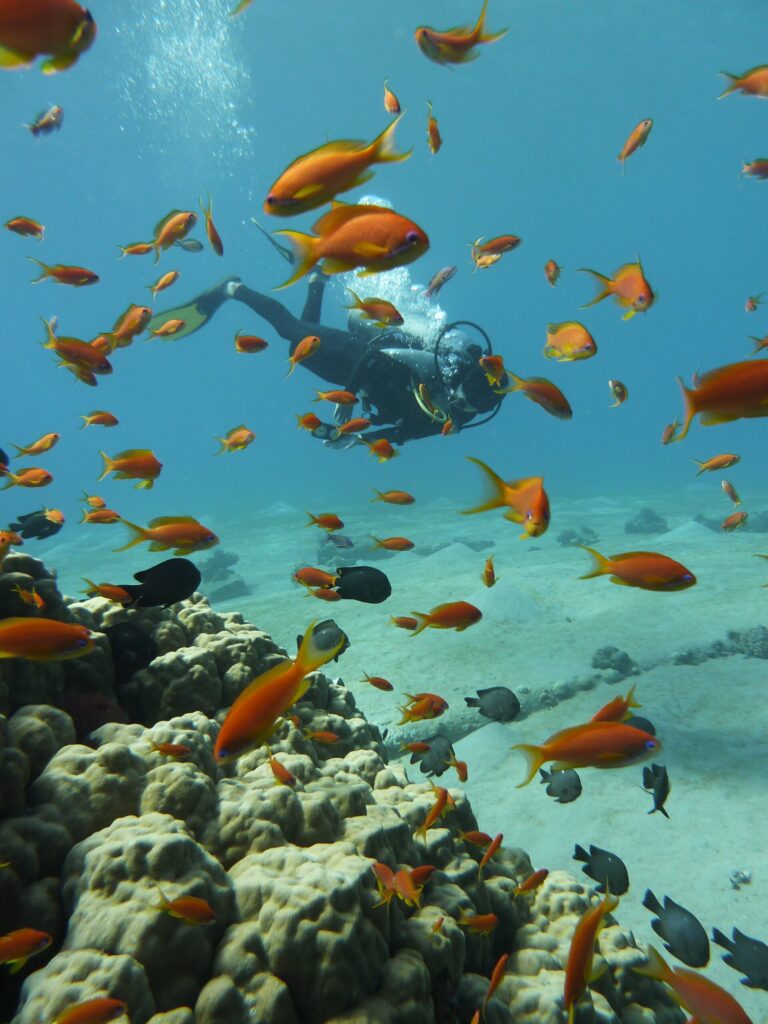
[76,638,88,648]
[266,196,278,205]
[406,231,421,245]
[645,739,657,750]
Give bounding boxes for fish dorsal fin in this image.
[153,209,184,235]
[610,551,651,561]
[695,361,756,388]
[313,202,384,235]
[112,449,154,460]
[148,516,199,527]
[506,475,543,491]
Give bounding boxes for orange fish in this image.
[11,433,59,457]
[579,547,696,592]
[115,516,218,555]
[745,294,764,313]
[719,65,768,99]
[426,101,442,154]
[483,953,510,1015]
[0,530,23,564]
[117,241,153,258]
[199,193,223,255]
[287,335,321,376]
[692,453,740,475]
[99,449,162,489]
[544,321,597,362]
[82,491,105,508]
[513,868,549,896]
[393,868,423,908]
[445,756,468,782]
[494,372,572,419]
[275,202,429,288]
[215,425,255,454]
[313,389,357,405]
[674,360,768,441]
[303,728,339,743]
[459,830,492,847]
[305,587,341,602]
[81,411,118,428]
[296,412,322,431]
[408,601,482,635]
[661,417,680,445]
[458,911,498,936]
[591,684,641,724]
[544,259,561,286]
[743,159,768,180]
[12,585,44,609]
[512,720,660,787]
[41,319,112,375]
[148,270,179,297]
[306,512,344,532]
[269,754,296,786]
[150,318,186,338]
[5,216,44,240]
[214,622,346,762]
[415,0,508,65]
[371,862,397,908]
[371,489,415,505]
[634,946,754,1024]
[109,304,153,348]
[0,617,94,661]
[617,118,653,173]
[293,567,337,589]
[722,480,741,506]
[399,692,449,724]
[82,579,131,603]
[390,615,418,630]
[479,832,502,873]
[344,290,403,328]
[0,0,96,73]
[580,260,654,319]
[0,927,52,972]
[1,467,53,490]
[415,784,449,839]
[80,508,121,525]
[235,332,268,354]
[366,437,398,461]
[361,673,393,692]
[370,535,414,551]
[481,555,497,587]
[334,417,372,436]
[149,741,191,759]
[401,741,431,754]
[462,456,550,538]
[28,257,98,286]
[383,79,401,114]
[54,998,127,1024]
[564,889,620,1024]
[471,251,502,271]
[479,355,506,386]
[472,235,521,256]
[152,210,198,263]
[722,511,748,531]
[264,115,410,217]
[155,891,215,925]
[431,915,445,935]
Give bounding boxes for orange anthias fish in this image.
[0,617,94,661]
[344,290,403,327]
[494,373,573,419]
[483,953,510,1015]
[13,585,44,609]
[306,512,344,532]
[0,0,96,73]
[408,602,482,635]
[722,511,748,532]
[366,438,397,461]
[155,891,215,925]
[579,547,696,592]
[215,425,255,454]
[544,322,597,362]
[564,889,620,1024]
[399,692,449,723]
[479,832,502,873]
[235,332,268,354]
[634,946,754,1024]
[514,868,549,896]
[692,453,740,475]
[287,335,321,376]
[393,868,423,908]
[313,389,357,405]
[150,319,186,338]
[54,997,128,1024]
[371,489,415,504]
[580,261,654,319]
[415,784,450,838]
[82,579,132,603]
[719,65,768,99]
[482,555,497,587]
[0,530,23,564]
[214,620,347,762]
[472,234,521,256]
[275,202,429,289]
[383,79,401,114]
[293,567,337,589]
[462,456,550,538]
[426,101,442,154]
[152,210,198,263]
[117,241,153,258]
[512,720,660,787]
[41,319,112,375]
[745,293,764,313]
[617,118,653,174]
[415,0,508,66]
[82,491,105,508]
[391,615,418,630]
[296,412,322,431]
[479,355,506,386]
[722,480,741,506]
[0,927,52,972]
[80,508,121,525]
[591,684,641,723]
[115,516,218,555]
[334,417,372,437]
[361,673,393,692]
[370,535,414,551]
[199,193,223,255]
[28,257,98,286]
[109,304,153,348]
[269,754,296,786]
[674,360,768,441]
[264,114,411,217]
[545,259,561,286]
[150,741,192,759]
[148,271,179,297]
[81,410,118,428]
[458,911,498,936]
[372,862,397,908]
[5,216,44,239]
[98,449,163,489]
[1,467,53,490]
[11,432,59,457]
[742,159,768,181]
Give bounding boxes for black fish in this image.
[324,533,354,549]
[539,767,582,803]
[642,763,670,818]
[464,685,520,722]
[712,927,768,990]
[643,890,709,967]
[409,733,454,777]
[333,565,391,604]
[174,238,204,252]
[118,558,201,608]
[0,447,8,468]
[104,622,159,688]
[625,714,656,736]
[573,844,629,896]
[296,618,349,663]
[8,509,64,540]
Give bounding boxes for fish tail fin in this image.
[511,743,546,787]
[408,612,430,636]
[273,231,318,289]
[369,535,383,548]
[578,546,610,579]
[97,451,113,482]
[711,928,730,949]
[476,0,508,45]
[371,489,384,502]
[27,256,51,283]
[717,72,739,99]
[749,336,765,353]
[295,619,346,676]
[0,471,17,490]
[460,456,508,515]
[691,459,706,476]
[673,377,697,442]
[578,268,613,307]
[344,288,362,309]
[625,683,641,711]
[214,437,227,455]
[641,888,662,915]
[633,945,669,984]
[305,513,318,527]
[39,317,59,349]
[370,111,411,164]
[464,697,480,707]
[285,357,297,377]
[199,192,212,219]
[113,520,148,553]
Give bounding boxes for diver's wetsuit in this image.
[153,272,502,446]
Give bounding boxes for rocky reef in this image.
[0,556,685,1023]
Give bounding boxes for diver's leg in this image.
[300,273,327,323]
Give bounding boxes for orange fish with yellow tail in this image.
[414,0,508,65]
[152,210,197,263]
[590,684,641,723]
[199,193,223,255]
[461,456,550,538]
[0,618,94,661]
[408,602,481,636]
[564,889,620,1024]
[114,516,218,555]
[633,946,753,1024]
[617,118,653,174]
[579,260,654,319]
[0,0,96,74]
[674,359,768,441]
[579,547,696,592]
[98,449,162,489]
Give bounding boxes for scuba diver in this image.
[149,225,503,449]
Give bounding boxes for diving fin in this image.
[146,276,242,342]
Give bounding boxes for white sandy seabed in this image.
[45,489,768,1023]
